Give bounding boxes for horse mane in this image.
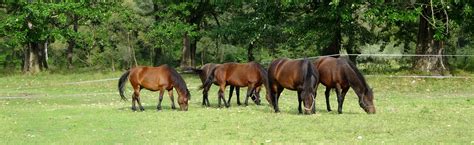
[302,59,318,91]
[341,58,370,94]
[166,65,191,99]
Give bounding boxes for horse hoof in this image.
[327,109,332,112]
[131,107,137,111]
[157,106,162,110]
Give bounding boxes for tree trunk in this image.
[40,39,49,69]
[22,42,43,73]
[346,30,359,64]
[180,32,192,68]
[247,42,255,62]
[322,15,341,57]
[153,47,162,66]
[190,37,197,67]
[127,32,138,68]
[67,14,78,69]
[413,5,449,74]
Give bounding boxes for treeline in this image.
[0,1,473,74]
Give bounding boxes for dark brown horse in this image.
[314,56,375,114]
[268,58,319,114]
[192,63,242,106]
[200,62,270,107]
[118,65,191,111]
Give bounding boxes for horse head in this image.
[178,88,190,111]
[360,88,375,114]
[301,90,315,114]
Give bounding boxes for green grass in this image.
[0,72,473,144]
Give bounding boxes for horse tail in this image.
[256,63,270,91]
[118,70,131,101]
[255,62,271,100]
[266,59,281,107]
[199,65,217,90]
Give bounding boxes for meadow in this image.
[0,71,473,144]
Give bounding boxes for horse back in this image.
[214,62,262,87]
[129,66,173,91]
[269,58,304,90]
[315,57,349,88]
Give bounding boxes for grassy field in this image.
[0,71,473,144]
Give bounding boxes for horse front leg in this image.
[244,86,254,106]
[297,91,302,114]
[339,87,349,114]
[335,85,343,114]
[169,89,176,110]
[157,90,164,110]
[218,85,229,108]
[236,87,241,105]
[325,87,332,112]
[253,87,261,105]
[228,86,234,105]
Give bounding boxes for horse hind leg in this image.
[202,85,211,107]
[157,90,164,110]
[134,90,145,111]
[325,87,332,112]
[218,85,229,108]
[168,89,176,110]
[131,93,137,111]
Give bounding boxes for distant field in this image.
[0,72,473,144]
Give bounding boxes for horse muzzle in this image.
[365,106,376,114]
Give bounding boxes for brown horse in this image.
[268,58,319,114]
[118,65,191,111]
[314,56,375,114]
[200,62,270,107]
[192,63,242,106]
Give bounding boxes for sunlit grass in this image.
[0,72,473,144]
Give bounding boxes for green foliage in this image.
[1,1,474,73]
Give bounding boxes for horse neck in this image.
[343,64,369,97]
[170,72,189,99]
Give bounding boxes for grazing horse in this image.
[314,56,376,114]
[192,63,242,106]
[118,65,191,111]
[268,58,319,114]
[200,62,270,107]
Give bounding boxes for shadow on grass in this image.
[117,105,180,112]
